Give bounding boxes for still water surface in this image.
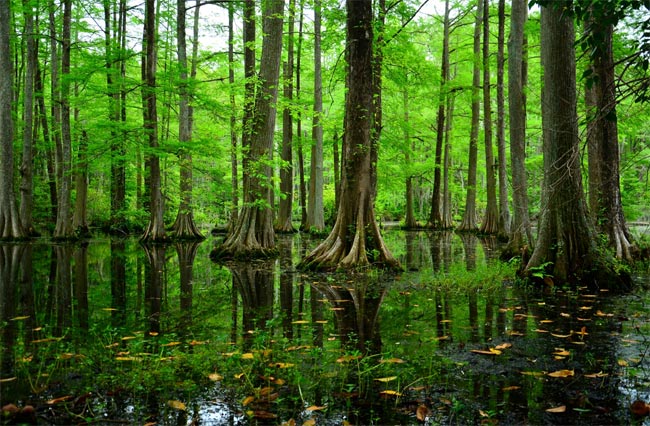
[0,231,649,425]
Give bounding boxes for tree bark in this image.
[0,0,24,239]
[307,0,325,232]
[53,0,74,240]
[480,0,499,235]
[585,15,633,261]
[19,0,37,236]
[72,130,90,237]
[428,0,450,229]
[299,0,400,271]
[496,0,510,237]
[212,0,284,260]
[525,2,629,288]
[277,0,296,233]
[228,1,239,227]
[503,0,533,259]
[141,0,167,242]
[458,0,483,233]
[170,0,203,240]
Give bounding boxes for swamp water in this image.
[0,230,649,425]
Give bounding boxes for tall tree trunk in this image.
[458,0,483,232]
[53,0,74,240]
[525,2,629,288]
[441,94,455,229]
[307,0,325,232]
[35,63,58,223]
[429,0,450,229]
[277,0,296,233]
[72,130,90,236]
[504,0,533,258]
[0,0,24,239]
[479,0,499,235]
[228,0,238,226]
[585,15,633,261]
[240,0,256,208]
[403,89,418,229]
[299,0,400,271]
[496,0,510,237]
[212,0,285,260]
[170,0,203,239]
[141,0,166,241]
[296,4,307,230]
[19,0,37,236]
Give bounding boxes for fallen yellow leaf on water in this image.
[303,420,316,426]
[208,373,223,381]
[540,319,554,324]
[470,348,501,355]
[520,371,545,376]
[47,395,73,405]
[553,349,570,356]
[162,342,181,347]
[546,405,566,413]
[281,419,296,426]
[241,353,254,360]
[547,370,574,378]
[380,358,406,364]
[0,377,17,383]
[337,355,362,363]
[502,386,521,391]
[618,359,629,367]
[306,405,327,412]
[10,316,30,321]
[242,396,255,406]
[551,333,572,338]
[584,371,608,378]
[374,376,397,383]
[292,320,309,324]
[234,373,245,379]
[168,400,186,411]
[495,343,512,350]
[270,362,295,368]
[380,390,402,396]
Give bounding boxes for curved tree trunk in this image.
[212,0,284,260]
[457,0,483,233]
[525,3,629,288]
[170,0,203,240]
[585,17,633,261]
[299,0,400,271]
[0,0,24,239]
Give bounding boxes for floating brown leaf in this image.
[552,349,570,356]
[502,386,521,391]
[304,420,317,426]
[546,405,567,413]
[242,396,255,406]
[380,390,402,397]
[584,371,608,378]
[162,342,181,347]
[306,405,327,412]
[47,395,73,405]
[416,405,430,422]
[630,400,650,416]
[337,355,362,363]
[281,419,296,426]
[495,343,512,350]
[547,369,574,378]
[167,400,186,411]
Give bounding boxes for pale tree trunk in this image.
[212,0,284,260]
[371,0,386,200]
[479,0,499,235]
[307,0,325,232]
[19,0,37,236]
[525,3,629,288]
[0,0,24,239]
[170,0,203,239]
[458,0,483,232]
[277,0,296,233]
[141,0,166,242]
[585,16,633,261]
[299,0,400,271]
[503,0,533,259]
[54,0,74,240]
[228,1,238,226]
[496,0,510,237]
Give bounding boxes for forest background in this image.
[0,0,649,271]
